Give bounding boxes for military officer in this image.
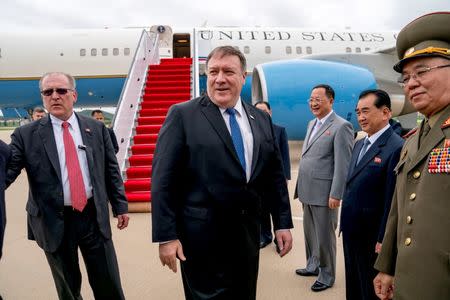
[373,12,450,300]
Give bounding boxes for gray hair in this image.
[39,72,76,90]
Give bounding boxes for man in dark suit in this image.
[340,89,404,300]
[91,109,119,154]
[254,101,291,249]
[0,140,10,300]
[295,84,354,292]
[6,72,129,299]
[152,46,293,300]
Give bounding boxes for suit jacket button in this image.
[406,216,412,224]
[58,211,64,218]
[405,237,412,246]
[413,171,421,179]
[409,193,416,201]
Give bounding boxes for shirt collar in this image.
[219,97,244,116]
[366,123,390,145]
[316,110,333,124]
[49,112,77,128]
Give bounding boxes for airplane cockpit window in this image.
[124,48,130,56]
[113,48,119,56]
[91,48,97,56]
[296,46,302,54]
[80,49,86,56]
[102,48,108,56]
[265,46,271,54]
[306,47,312,54]
[286,46,292,54]
[356,47,361,53]
[244,46,250,54]
[346,47,352,53]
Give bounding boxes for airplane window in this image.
[265,46,271,54]
[306,47,312,54]
[356,47,361,53]
[346,47,352,53]
[80,49,86,56]
[296,47,302,54]
[124,48,130,56]
[113,48,119,56]
[244,46,250,54]
[365,47,371,51]
[102,48,108,56]
[91,48,97,56]
[286,46,292,54]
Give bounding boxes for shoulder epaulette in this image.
[402,127,418,139]
[441,116,450,129]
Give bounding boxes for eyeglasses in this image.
[308,98,325,104]
[398,64,450,87]
[40,88,73,96]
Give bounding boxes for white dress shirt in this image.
[309,110,334,144]
[219,98,254,182]
[364,123,391,152]
[50,113,93,206]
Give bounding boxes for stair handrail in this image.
[112,29,160,173]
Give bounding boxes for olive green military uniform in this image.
[374,11,450,300]
[374,106,450,299]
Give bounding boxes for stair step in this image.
[141,100,182,109]
[137,116,166,125]
[142,93,190,101]
[148,69,191,76]
[126,192,151,202]
[129,154,153,166]
[133,134,158,144]
[144,86,191,94]
[139,108,169,117]
[146,80,190,88]
[161,58,192,64]
[126,166,152,179]
[150,64,191,70]
[131,144,156,155]
[124,179,151,192]
[136,125,162,134]
[147,74,191,81]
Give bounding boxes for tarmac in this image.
[0,129,346,299]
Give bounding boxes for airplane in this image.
[0,25,414,139]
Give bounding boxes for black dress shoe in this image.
[259,239,271,248]
[295,268,318,276]
[311,281,330,292]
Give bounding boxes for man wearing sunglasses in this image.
[6,72,129,299]
[373,12,450,300]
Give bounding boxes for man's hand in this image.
[329,197,341,209]
[159,239,186,273]
[373,272,394,300]
[275,230,293,257]
[117,214,129,229]
[375,242,382,254]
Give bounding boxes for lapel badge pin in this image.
[249,114,255,120]
[325,130,331,136]
[374,157,382,164]
[85,128,91,133]
[444,139,450,148]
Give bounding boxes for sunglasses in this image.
[40,88,73,96]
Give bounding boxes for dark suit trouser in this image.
[342,232,378,300]
[303,204,338,286]
[44,201,124,300]
[180,213,260,300]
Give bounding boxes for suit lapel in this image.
[301,120,314,156]
[76,114,95,172]
[200,97,242,167]
[348,128,392,182]
[242,103,260,179]
[347,139,364,181]
[38,116,62,183]
[303,112,335,155]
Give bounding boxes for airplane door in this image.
[173,33,191,58]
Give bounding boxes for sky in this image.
[1,0,449,31]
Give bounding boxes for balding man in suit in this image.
[6,72,129,300]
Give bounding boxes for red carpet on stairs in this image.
[124,58,192,207]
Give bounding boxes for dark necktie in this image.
[226,108,246,171]
[62,121,87,212]
[419,119,431,147]
[356,138,371,165]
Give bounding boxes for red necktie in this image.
[62,121,87,212]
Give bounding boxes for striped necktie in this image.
[356,138,371,165]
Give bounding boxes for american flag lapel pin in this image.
[374,157,382,164]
